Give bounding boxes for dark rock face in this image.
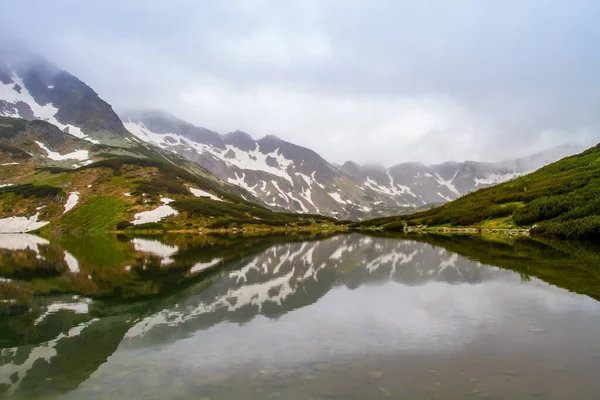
[26,119,68,147]
[0,116,90,168]
[50,72,127,135]
[224,130,255,151]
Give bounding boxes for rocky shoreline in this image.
[404,226,531,236]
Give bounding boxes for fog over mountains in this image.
[0,46,583,219]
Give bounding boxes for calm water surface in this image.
[1,233,599,399]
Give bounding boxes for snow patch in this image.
[1,162,19,166]
[434,170,460,196]
[125,122,296,184]
[64,251,80,273]
[63,192,79,213]
[218,144,295,184]
[364,176,417,202]
[437,192,453,201]
[0,213,49,233]
[132,198,178,225]
[329,192,348,204]
[227,172,258,196]
[474,172,520,186]
[123,122,175,149]
[36,141,89,161]
[189,187,223,201]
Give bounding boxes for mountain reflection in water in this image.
[1,233,600,399]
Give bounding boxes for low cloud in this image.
[1,0,598,165]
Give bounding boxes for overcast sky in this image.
[1,0,599,165]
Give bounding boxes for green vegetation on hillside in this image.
[0,157,341,233]
[57,196,131,233]
[172,198,337,229]
[0,183,64,198]
[354,144,600,240]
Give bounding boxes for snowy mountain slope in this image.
[122,110,373,218]
[0,44,130,146]
[343,143,583,206]
[121,110,581,220]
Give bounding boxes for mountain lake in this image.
[1,232,599,399]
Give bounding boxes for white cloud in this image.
[217,26,332,68]
[1,0,598,165]
[179,80,486,165]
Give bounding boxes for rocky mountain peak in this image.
[0,46,128,143]
[224,130,255,151]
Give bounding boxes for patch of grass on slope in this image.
[58,196,130,233]
[0,184,64,198]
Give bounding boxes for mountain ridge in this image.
[121,108,582,220]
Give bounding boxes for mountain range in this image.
[121,110,580,219]
[0,46,583,221]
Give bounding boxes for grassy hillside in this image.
[353,143,600,240]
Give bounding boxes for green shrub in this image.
[36,166,71,174]
[0,184,63,198]
[116,221,133,230]
[129,222,166,231]
[533,216,600,240]
[382,221,405,231]
[134,179,188,196]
